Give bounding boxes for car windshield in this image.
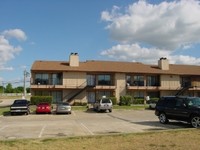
[101,98,111,103]
[60,102,69,106]
[38,103,49,106]
[186,97,200,107]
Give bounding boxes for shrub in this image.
[30,96,52,105]
[133,98,144,104]
[73,102,87,106]
[119,95,132,106]
[109,97,117,105]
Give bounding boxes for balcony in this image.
[31,84,87,89]
[127,86,159,90]
[94,85,116,90]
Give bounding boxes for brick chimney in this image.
[69,53,79,67]
[158,57,169,70]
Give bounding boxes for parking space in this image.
[0,110,191,140]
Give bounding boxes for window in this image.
[35,91,50,96]
[87,75,96,86]
[35,73,49,85]
[147,76,159,86]
[96,91,111,100]
[134,91,144,98]
[98,75,111,85]
[147,92,160,98]
[126,75,144,86]
[52,91,62,103]
[133,75,144,86]
[166,98,176,107]
[51,73,62,85]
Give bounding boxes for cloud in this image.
[170,55,200,65]
[101,43,170,64]
[0,29,27,71]
[2,29,27,41]
[101,43,200,65]
[101,0,200,65]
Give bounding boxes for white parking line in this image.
[0,125,8,131]
[80,123,94,135]
[38,125,46,138]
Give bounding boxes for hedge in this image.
[109,97,117,105]
[119,95,132,106]
[133,98,144,104]
[30,96,52,105]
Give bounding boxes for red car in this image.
[36,102,51,114]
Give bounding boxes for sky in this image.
[1,0,200,87]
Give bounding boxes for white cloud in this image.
[2,29,27,41]
[0,29,27,71]
[101,0,200,65]
[101,43,171,64]
[170,55,200,65]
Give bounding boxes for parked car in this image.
[10,99,30,115]
[147,100,157,109]
[155,96,200,128]
[36,102,51,114]
[93,96,113,112]
[56,102,71,114]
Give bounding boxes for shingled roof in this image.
[31,60,200,75]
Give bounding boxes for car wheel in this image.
[109,109,112,112]
[191,116,200,128]
[159,113,168,124]
[97,107,101,112]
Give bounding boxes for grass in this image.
[0,107,10,116]
[0,129,200,150]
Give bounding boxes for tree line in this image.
[0,83,30,93]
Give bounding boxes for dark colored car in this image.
[155,96,200,128]
[10,99,30,115]
[36,102,51,114]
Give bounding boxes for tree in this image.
[0,86,4,93]
[5,83,13,93]
[13,86,24,93]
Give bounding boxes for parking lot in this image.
[0,109,191,140]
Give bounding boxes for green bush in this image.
[30,96,52,105]
[119,95,132,106]
[109,97,117,105]
[73,102,87,106]
[133,98,144,104]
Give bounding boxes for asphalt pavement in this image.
[0,109,191,140]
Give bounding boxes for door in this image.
[87,92,95,103]
[87,75,96,86]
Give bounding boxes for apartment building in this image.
[30,53,200,104]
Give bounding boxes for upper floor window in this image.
[147,75,159,86]
[34,73,62,85]
[35,73,49,85]
[127,75,144,86]
[98,75,111,85]
[51,73,62,85]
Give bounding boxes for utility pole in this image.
[23,69,29,99]
[23,69,26,98]
[2,81,4,94]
